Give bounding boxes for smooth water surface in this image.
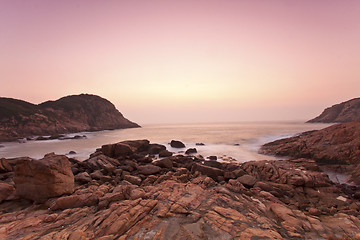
[0,122,331,162]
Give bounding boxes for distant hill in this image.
[308,98,360,123]
[0,94,140,142]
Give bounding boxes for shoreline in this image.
[1,139,360,239]
[0,121,331,161]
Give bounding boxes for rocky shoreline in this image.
[1,139,360,239]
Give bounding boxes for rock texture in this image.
[0,94,139,142]
[260,121,360,165]
[1,140,360,239]
[14,154,74,203]
[308,98,360,123]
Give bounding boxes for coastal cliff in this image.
[308,98,360,123]
[259,121,360,165]
[0,94,139,142]
[260,120,360,185]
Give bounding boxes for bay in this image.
[0,121,331,162]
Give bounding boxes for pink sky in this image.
[1,0,360,124]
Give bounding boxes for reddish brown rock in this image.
[50,193,99,210]
[308,98,360,123]
[123,175,142,186]
[260,121,360,165]
[158,150,173,157]
[137,164,161,175]
[185,148,197,154]
[148,144,166,154]
[237,174,257,188]
[153,158,173,169]
[1,140,360,240]
[0,182,15,203]
[242,159,332,187]
[191,163,224,180]
[75,172,92,184]
[14,155,74,203]
[0,158,12,173]
[170,140,186,148]
[80,154,118,173]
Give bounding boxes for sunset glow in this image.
[1,0,360,123]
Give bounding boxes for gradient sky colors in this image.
[1,1,360,124]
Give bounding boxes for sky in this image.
[1,0,360,124]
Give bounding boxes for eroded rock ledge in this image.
[259,121,360,185]
[1,140,360,239]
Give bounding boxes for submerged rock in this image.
[170,140,186,148]
[185,148,197,154]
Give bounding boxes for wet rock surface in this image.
[0,139,360,239]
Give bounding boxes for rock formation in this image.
[14,154,74,203]
[308,98,360,123]
[259,121,360,165]
[0,94,139,142]
[0,140,360,239]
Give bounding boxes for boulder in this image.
[170,140,186,148]
[137,164,161,175]
[159,150,173,157]
[185,148,197,154]
[204,160,223,169]
[75,172,92,184]
[191,163,224,180]
[14,155,74,203]
[154,158,174,168]
[123,175,142,186]
[148,144,166,154]
[90,170,104,180]
[0,182,15,203]
[111,143,133,158]
[101,140,150,158]
[80,154,117,173]
[121,140,150,153]
[237,174,257,188]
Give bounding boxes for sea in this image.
[0,122,332,162]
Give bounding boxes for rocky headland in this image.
[1,139,360,239]
[0,94,139,142]
[260,120,360,185]
[308,98,360,123]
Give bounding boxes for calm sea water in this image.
[0,122,331,162]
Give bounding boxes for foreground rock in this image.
[0,94,139,142]
[14,154,74,203]
[308,97,360,123]
[0,140,360,239]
